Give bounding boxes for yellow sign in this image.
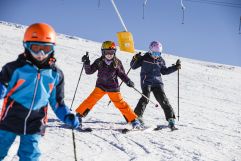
[117,31,135,53]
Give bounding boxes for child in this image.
[130,41,181,129]
[75,41,141,129]
[0,23,79,161]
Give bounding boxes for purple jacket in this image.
[84,57,130,92]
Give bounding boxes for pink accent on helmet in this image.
[149,41,163,52]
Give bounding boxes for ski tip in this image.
[170,127,178,131]
[121,128,130,134]
[121,127,150,134]
[153,127,163,131]
[78,127,92,132]
[154,125,166,131]
[85,127,93,132]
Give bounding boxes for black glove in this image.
[126,80,135,88]
[82,54,90,64]
[132,52,142,61]
[175,59,181,69]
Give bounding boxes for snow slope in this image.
[1,21,241,161]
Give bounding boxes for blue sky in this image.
[0,0,240,66]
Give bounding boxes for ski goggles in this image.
[151,51,161,57]
[102,49,116,56]
[24,42,55,55]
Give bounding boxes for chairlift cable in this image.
[184,0,241,8]
[193,0,241,6]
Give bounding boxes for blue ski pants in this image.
[0,129,41,161]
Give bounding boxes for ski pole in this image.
[70,51,88,161]
[70,52,89,111]
[132,86,159,107]
[177,69,180,121]
[107,66,132,106]
[72,129,77,161]
[107,52,141,106]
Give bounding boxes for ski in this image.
[60,124,92,132]
[77,127,92,132]
[120,124,179,134]
[170,126,178,131]
[121,128,130,134]
[154,125,178,131]
[153,125,164,131]
[121,127,151,134]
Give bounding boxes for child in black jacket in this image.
[130,41,181,129]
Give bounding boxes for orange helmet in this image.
[23,23,56,44]
[101,41,116,50]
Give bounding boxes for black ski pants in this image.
[134,85,175,121]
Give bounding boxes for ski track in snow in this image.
[1,21,241,161]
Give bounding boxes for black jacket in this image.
[130,53,177,89]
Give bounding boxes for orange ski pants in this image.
[75,87,137,122]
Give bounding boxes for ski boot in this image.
[131,119,143,129]
[137,117,145,126]
[76,113,82,129]
[168,118,178,131]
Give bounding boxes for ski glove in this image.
[126,80,135,88]
[132,52,142,61]
[82,54,90,64]
[64,113,80,129]
[0,82,7,99]
[175,59,181,69]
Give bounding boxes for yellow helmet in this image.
[101,41,116,50]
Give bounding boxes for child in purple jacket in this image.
[75,41,141,129]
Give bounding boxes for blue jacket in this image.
[0,53,71,135]
[130,53,177,89]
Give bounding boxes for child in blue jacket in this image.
[130,41,181,129]
[0,23,79,161]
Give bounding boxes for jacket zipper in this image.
[143,75,146,84]
[23,70,40,135]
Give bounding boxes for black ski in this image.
[121,127,151,134]
[77,127,92,132]
[121,128,130,134]
[170,126,178,131]
[59,124,92,132]
[153,125,164,131]
[154,125,178,131]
